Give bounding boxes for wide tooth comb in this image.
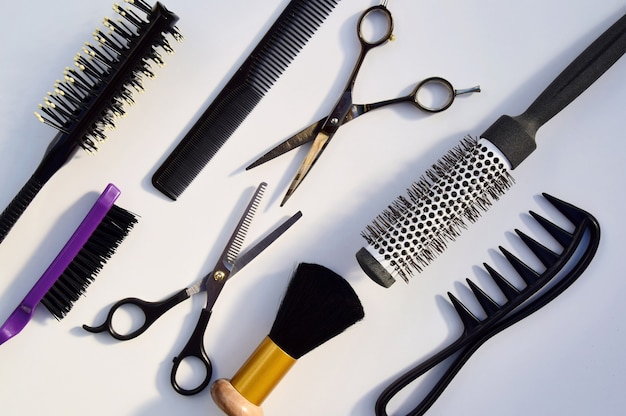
[374,194,601,416]
[483,262,520,301]
[465,279,501,317]
[499,246,540,284]
[514,229,560,268]
[543,192,590,225]
[447,292,481,332]
[529,210,575,248]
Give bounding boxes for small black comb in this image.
[374,193,601,416]
[151,0,341,200]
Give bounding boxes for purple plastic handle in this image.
[0,183,120,345]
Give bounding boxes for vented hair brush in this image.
[356,12,626,287]
[0,0,181,245]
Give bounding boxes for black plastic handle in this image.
[82,289,190,341]
[0,175,43,244]
[170,308,213,395]
[484,12,626,168]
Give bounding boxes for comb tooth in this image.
[447,292,481,331]
[466,279,501,317]
[499,246,540,285]
[529,211,574,248]
[515,229,560,267]
[483,263,520,301]
[542,193,589,226]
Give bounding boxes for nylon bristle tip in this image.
[269,263,364,359]
[34,1,182,153]
[360,137,514,282]
[41,205,138,319]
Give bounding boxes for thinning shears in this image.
[247,1,480,206]
[83,182,302,395]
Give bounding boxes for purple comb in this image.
[0,183,137,345]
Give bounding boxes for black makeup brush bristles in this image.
[41,204,138,319]
[269,262,365,358]
[0,0,181,244]
[210,263,363,413]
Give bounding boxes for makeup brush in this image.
[211,262,364,415]
[356,11,626,287]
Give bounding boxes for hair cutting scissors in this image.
[83,182,302,395]
[246,1,480,206]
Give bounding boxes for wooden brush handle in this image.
[211,379,263,416]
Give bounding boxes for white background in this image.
[1,0,625,415]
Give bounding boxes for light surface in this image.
[0,0,625,415]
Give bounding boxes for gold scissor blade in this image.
[280,131,331,206]
[246,118,325,170]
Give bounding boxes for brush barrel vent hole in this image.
[110,303,146,337]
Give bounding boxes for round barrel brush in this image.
[356,11,626,287]
[211,262,364,416]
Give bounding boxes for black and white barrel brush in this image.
[356,12,626,287]
[0,0,181,245]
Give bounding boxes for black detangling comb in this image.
[151,0,341,200]
[0,1,181,244]
[356,12,625,287]
[374,194,601,416]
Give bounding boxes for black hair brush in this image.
[356,11,626,287]
[211,263,364,416]
[0,0,181,245]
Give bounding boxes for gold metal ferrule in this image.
[230,336,296,405]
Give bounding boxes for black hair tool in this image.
[374,193,600,416]
[0,0,181,245]
[151,0,342,200]
[211,263,364,415]
[356,11,625,286]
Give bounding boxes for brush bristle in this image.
[40,205,138,319]
[360,137,514,283]
[268,263,364,359]
[34,1,182,153]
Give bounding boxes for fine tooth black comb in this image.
[374,193,601,416]
[0,0,181,245]
[356,12,626,287]
[151,0,341,201]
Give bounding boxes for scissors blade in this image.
[246,119,325,169]
[201,182,267,307]
[231,210,302,274]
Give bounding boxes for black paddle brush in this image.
[211,262,364,416]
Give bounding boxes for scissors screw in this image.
[214,271,226,281]
[330,117,339,125]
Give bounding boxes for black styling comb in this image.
[374,193,600,416]
[0,1,181,245]
[151,0,341,200]
[356,12,625,286]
